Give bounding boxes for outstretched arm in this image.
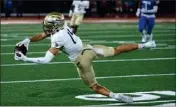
[16,32,49,50]
[29,32,49,42]
[15,47,59,64]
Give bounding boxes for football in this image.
[14,44,28,55]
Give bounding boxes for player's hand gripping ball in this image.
[14,44,28,56]
[14,45,28,61]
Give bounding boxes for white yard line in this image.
[1,33,175,39]
[1,73,175,84]
[1,46,175,55]
[0,38,172,47]
[1,30,175,35]
[1,25,175,31]
[1,28,175,33]
[1,19,176,24]
[1,52,46,55]
[1,39,175,42]
[1,37,176,42]
[1,42,168,47]
[152,47,176,50]
[1,57,175,67]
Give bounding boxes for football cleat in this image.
[148,34,153,41]
[113,93,133,103]
[143,40,156,48]
[142,36,147,43]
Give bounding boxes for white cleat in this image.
[148,34,153,41]
[142,35,150,43]
[142,37,147,43]
[143,40,156,48]
[114,93,133,103]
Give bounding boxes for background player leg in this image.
[139,16,148,43]
[70,14,76,33]
[147,17,155,41]
[73,14,84,34]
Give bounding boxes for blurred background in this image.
[1,0,175,19]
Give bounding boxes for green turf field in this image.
[1,22,176,106]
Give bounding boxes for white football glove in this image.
[69,10,73,17]
[136,8,141,17]
[14,52,27,61]
[16,38,30,50]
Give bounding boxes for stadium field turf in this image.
[1,22,176,106]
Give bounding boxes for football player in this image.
[136,0,159,43]
[15,12,156,103]
[69,0,90,34]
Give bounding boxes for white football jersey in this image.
[72,0,90,14]
[51,25,83,61]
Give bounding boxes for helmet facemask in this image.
[43,12,65,35]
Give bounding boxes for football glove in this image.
[14,44,28,56]
[14,52,27,61]
[16,38,30,50]
[136,8,141,17]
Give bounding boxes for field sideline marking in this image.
[1,73,175,84]
[1,57,175,67]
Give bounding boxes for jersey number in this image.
[67,29,76,44]
[142,1,151,10]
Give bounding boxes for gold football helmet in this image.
[43,12,65,35]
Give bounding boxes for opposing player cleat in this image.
[114,93,133,103]
[143,40,156,48]
[142,37,147,43]
[148,34,153,41]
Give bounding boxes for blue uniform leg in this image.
[138,16,148,42]
[147,17,155,35]
[147,17,155,41]
[138,16,147,33]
